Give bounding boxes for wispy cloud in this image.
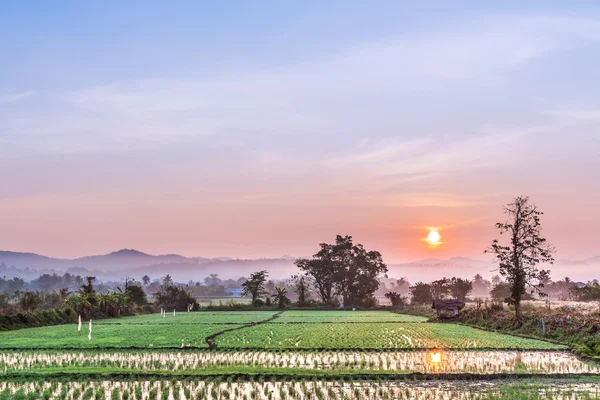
[328,125,555,181]
[0,91,34,104]
[1,14,599,157]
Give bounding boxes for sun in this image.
[425,229,441,245]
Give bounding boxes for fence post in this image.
[542,316,546,334]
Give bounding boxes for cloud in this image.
[0,91,34,104]
[328,125,555,181]
[2,14,599,155]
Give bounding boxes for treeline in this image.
[0,274,202,330]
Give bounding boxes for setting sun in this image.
[425,230,441,245]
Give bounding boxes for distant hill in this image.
[0,249,298,280]
[72,249,198,270]
[0,249,598,282]
[388,256,600,283]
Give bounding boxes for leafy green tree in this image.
[241,270,269,306]
[155,285,198,311]
[272,287,290,309]
[297,235,387,307]
[18,291,43,312]
[490,282,511,302]
[141,275,151,286]
[127,285,148,306]
[449,277,473,301]
[66,292,94,317]
[331,235,388,307]
[486,196,555,323]
[410,282,432,305]
[295,258,335,304]
[430,278,451,299]
[384,291,407,307]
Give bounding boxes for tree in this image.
[127,285,148,306]
[297,235,387,307]
[331,235,388,307]
[395,278,411,296]
[291,274,311,306]
[385,291,407,308]
[162,275,173,287]
[410,282,433,305]
[472,274,491,297]
[141,275,151,286]
[491,275,502,285]
[295,258,335,304]
[430,278,451,299]
[241,270,268,306]
[204,274,222,287]
[81,276,96,295]
[486,196,555,323]
[18,291,43,312]
[272,287,291,309]
[490,282,512,303]
[8,277,25,294]
[155,285,198,311]
[449,277,473,301]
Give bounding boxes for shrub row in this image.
[0,307,77,331]
[0,304,158,332]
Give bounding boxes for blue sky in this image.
[1,1,599,262]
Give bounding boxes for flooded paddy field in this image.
[1,378,600,399]
[2,349,598,375]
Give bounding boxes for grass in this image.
[217,321,566,350]
[0,322,242,349]
[0,310,564,350]
[94,310,278,325]
[272,310,427,323]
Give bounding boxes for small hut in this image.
[432,299,465,318]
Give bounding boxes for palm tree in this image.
[142,275,151,286]
[272,287,290,309]
[162,275,173,287]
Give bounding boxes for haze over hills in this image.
[0,249,598,283]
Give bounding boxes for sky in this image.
[1,1,599,263]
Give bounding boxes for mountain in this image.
[0,251,69,269]
[0,250,598,282]
[0,249,297,280]
[129,258,297,281]
[72,249,195,270]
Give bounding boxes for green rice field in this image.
[0,310,563,350]
[0,310,596,399]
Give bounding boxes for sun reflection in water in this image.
[429,350,443,367]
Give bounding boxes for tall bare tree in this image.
[486,196,554,323]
